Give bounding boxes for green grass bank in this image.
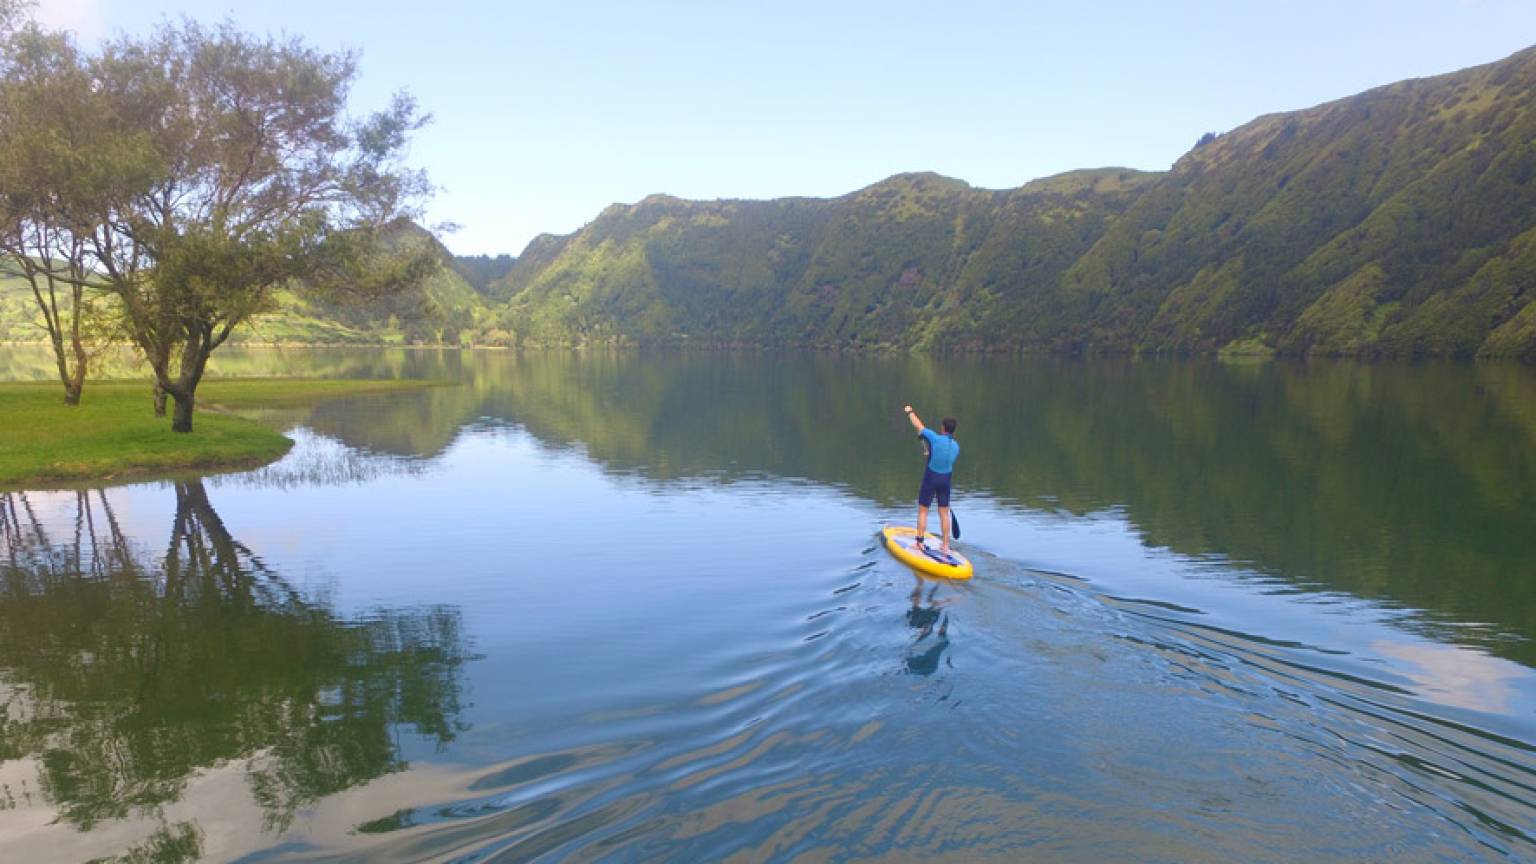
[1,378,440,489]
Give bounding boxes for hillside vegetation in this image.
[5,47,1535,357]
[0,222,489,347]
[484,45,1536,358]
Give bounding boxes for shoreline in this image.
[0,378,446,491]
[4,340,1535,361]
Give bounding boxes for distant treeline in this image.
[451,253,517,294]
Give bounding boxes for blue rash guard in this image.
[920,428,960,474]
[917,428,959,509]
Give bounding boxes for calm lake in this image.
[2,347,1536,862]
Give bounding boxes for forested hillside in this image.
[5,46,1534,357]
[0,222,487,347]
[478,169,1155,349]
[1059,44,1536,357]
[484,45,1536,358]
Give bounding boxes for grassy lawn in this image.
[1,378,442,489]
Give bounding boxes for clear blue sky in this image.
[32,0,1536,255]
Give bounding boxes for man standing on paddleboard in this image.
[904,405,959,554]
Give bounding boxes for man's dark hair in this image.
[942,417,957,434]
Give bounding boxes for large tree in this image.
[0,24,149,403]
[85,20,436,431]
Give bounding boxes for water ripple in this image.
[244,546,1536,863]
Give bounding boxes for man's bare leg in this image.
[916,505,930,545]
[938,505,952,553]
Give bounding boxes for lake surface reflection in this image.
[1,347,1535,862]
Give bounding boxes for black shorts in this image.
[918,468,952,507]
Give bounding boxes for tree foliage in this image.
[0,23,146,402]
[85,21,438,430]
[0,16,437,429]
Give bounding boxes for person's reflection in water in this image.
[904,577,952,676]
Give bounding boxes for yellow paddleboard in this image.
[881,525,973,579]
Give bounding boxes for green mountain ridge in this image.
[482,167,1161,350]
[5,46,1535,357]
[484,45,1536,357]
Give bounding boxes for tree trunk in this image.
[167,336,212,434]
[170,389,196,433]
[22,269,91,406]
[48,330,78,405]
[65,351,87,406]
[65,280,89,406]
[171,479,247,588]
[153,382,167,417]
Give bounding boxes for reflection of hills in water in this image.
[0,483,471,862]
[5,344,1529,662]
[291,351,1536,664]
[0,344,469,384]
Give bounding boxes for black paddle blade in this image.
[951,510,961,539]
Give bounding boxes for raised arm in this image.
[904,405,926,433]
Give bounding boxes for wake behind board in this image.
[881,525,973,580]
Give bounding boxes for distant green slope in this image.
[235,221,487,346]
[7,48,1534,357]
[1061,45,1536,357]
[485,46,1536,358]
[235,262,485,346]
[0,272,40,342]
[485,169,1157,350]
[451,253,518,296]
[0,222,487,348]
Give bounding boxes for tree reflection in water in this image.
[0,482,471,860]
